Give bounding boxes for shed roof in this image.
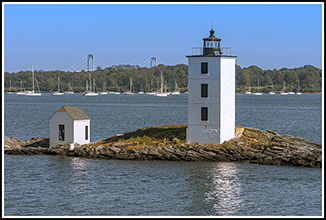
[50,105,90,121]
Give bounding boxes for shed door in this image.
[85,125,88,140]
[59,124,65,141]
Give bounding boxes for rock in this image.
[109,146,121,154]
[174,148,187,159]
[3,126,322,168]
[148,147,163,158]
[4,136,27,149]
[235,127,244,138]
[185,150,203,161]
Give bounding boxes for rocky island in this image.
[4,124,322,168]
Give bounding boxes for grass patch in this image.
[101,124,187,144]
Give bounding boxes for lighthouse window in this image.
[201,62,208,74]
[201,84,208,98]
[59,124,65,141]
[201,107,208,121]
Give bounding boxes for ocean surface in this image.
[3,93,323,216]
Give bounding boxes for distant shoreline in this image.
[4,64,322,94]
[4,92,323,94]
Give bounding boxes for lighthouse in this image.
[186,28,237,144]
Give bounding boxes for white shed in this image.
[49,105,90,147]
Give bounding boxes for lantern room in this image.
[203,28,222,56]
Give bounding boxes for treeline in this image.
[235,64,322,93]
[4,64,322,93]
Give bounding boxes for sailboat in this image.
[110,83,121,94]
[253,78,263,95]
[146,80,155,95]
[288,83,295,95]
[51,77,64,95]
[125,77,135,95]
[25,65,41,96]
[5,80,15,94]
[138,84,144,94]
[115,83,121,94]
[83,80,89,95]
[245,80,252,94]
[269,83,275,95]
[165,81,171,95]
[16,79,27,95]
[156,70,168,96]
[66,82,74,94]
[83,72,98,96]
[100,82,108,95]
[280,81,288,95]
[296,83,302,95]
[171,80,180,95]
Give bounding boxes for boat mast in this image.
[89,72,92,92]
[160,70,163,93]
[284,81,286,92]
[164,81,167,93]
[32,65,34,92]
[175,80,177,92]
[103,82,106,91]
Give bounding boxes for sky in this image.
[2,2,324,73]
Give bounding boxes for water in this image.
[3,93,323,216]
[4,93,188,143]
[4,93,322,144]
[236,93,322,145]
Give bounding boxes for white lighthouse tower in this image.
[186,28,237,144]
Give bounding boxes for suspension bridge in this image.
[64,54,158,72]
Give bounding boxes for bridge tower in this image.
[87,54,95,71]
[150,57,157,67]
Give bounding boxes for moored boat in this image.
[252,78,263,95]
[83,72,98,96]
[51,77,64,95]
[25,65,41,96]
[5,80,15,94]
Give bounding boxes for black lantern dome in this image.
[203,28,222,56]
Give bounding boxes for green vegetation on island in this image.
[4,64,322,93]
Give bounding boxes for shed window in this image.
[201,62,208,74]
[59,124,65,141]
[201,107,208,121]
[85,125,88,140]
[201,84,208,98]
